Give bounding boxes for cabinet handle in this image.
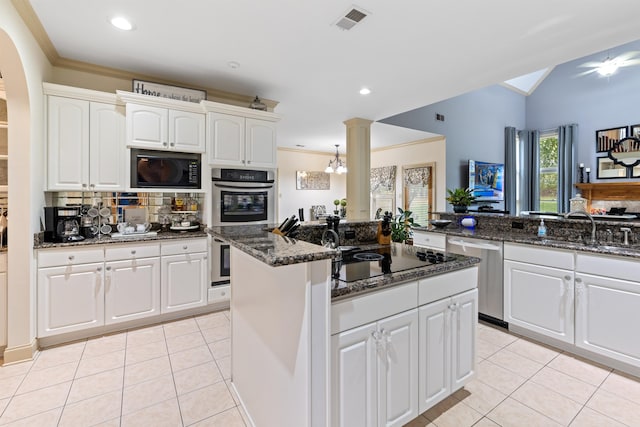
[89,184,95,189]
[82,183,87,188]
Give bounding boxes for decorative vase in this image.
[340,207,346,218]
[453,205,467,213]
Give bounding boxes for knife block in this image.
[377,222,391,245]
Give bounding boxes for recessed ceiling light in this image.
[359,87,371,95]
[295,144,305,147]
[110,16,134,31]
[227,61,240,69]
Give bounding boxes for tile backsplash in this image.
[47,192,205,224]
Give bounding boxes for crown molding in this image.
[278,147,338,156]
[11,0,58,63]
[371,135,445,152]
[13,0,279,111]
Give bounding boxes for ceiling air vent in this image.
[335,6,369,30]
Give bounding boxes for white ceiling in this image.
[28,0,640,153]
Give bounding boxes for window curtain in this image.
[518,130,540,212]
[557,124,577,213]
[370,166,396,192]
[504,127,517,214]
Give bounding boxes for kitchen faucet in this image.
[565,210,596,245]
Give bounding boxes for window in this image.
[539,132,559,212]
[403,164,434,225]
[371,166,396,218]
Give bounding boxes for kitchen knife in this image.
[280,215,297,233]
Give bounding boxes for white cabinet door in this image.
[377,309,418,427]
[127,103,168,149]
[245,118,277,168]
[451,289,477,391]
[575,273,640,367]
[207,112,245,166]
[104,257,160,325]
[37,263,104,337]
[89,102,125,191]
[47,96,89,191]
[418,297,451,413]
[161,252,207,313]
[332,322,377,427]
[504,260,574,344]
[169,110,205,152]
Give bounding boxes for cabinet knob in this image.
[105,266,111,271]
[89,184,95,189]
[163,142,168,147]
[82,184,87,188]
[170,142,175,147]
[68,255,75,261]
[242,160,246,164]
[131,250,136,255]
[183,246,188,250]
[221,291,226,296]
[96,267,102,272]
[247,160,251,164]
[564,275,571,281]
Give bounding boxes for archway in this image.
[0,28,37,363]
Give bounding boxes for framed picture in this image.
[630,124,640,139]
[296,171,330,190]
[597,156,629,179]
[632,164,640,178]
[595,126,628,153]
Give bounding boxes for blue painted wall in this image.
[526,38,640,182]
[381,85,526,209]
[382,37,640,198]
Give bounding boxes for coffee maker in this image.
[44,206,85,243]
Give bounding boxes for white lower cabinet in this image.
[332,309,418,427]
[418,288,477,413]
[504,260,574,343]
[160,240,207,313]
[38,262,105,337]
[104,257,160,325]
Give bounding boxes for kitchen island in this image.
[207,225,480,427]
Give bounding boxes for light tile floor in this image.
[405,322,640,427]
[0,313,639,426]
[0,309,249,426]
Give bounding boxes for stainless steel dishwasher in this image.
[447,236,506,328]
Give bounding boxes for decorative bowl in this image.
[429,219,452,229]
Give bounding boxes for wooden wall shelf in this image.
[575,182,640,202]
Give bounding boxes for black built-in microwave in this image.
[131,149,201,189]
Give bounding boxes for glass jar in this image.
[570,194,587,212]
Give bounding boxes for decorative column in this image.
[344,118,373,220]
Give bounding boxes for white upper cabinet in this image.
[203,100,280,169]
[45,83,126,192]
[126,103,205,152]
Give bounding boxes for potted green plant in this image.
[390,208,420,243]
[446,188,476,213]
[333,199,340,215]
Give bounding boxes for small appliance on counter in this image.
[44,206,85,243]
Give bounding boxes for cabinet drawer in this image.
[418,266,478,306]
[413,232,446,250]
[161,238,207,255]
[576,253,640,282]
[105,243,161,261]
[504,243,574,270]
[38,247,104,268]
[208,285,230,304]
[331,281,417,335]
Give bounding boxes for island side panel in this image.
[230,247,331,427]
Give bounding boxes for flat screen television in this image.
[468,160,504,202]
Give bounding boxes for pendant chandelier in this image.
[325,144,347,174]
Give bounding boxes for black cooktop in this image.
[336,243,456,283]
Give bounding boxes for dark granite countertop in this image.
[414,226,640,259]
[206,225,338,266]
[34,229,208,249]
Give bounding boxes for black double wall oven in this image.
[210,168,276,286]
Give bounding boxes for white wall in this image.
[0,1,52,361]
[371,137,447,213]
[277,149,346,222]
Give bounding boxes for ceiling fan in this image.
[576,51,640,77]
